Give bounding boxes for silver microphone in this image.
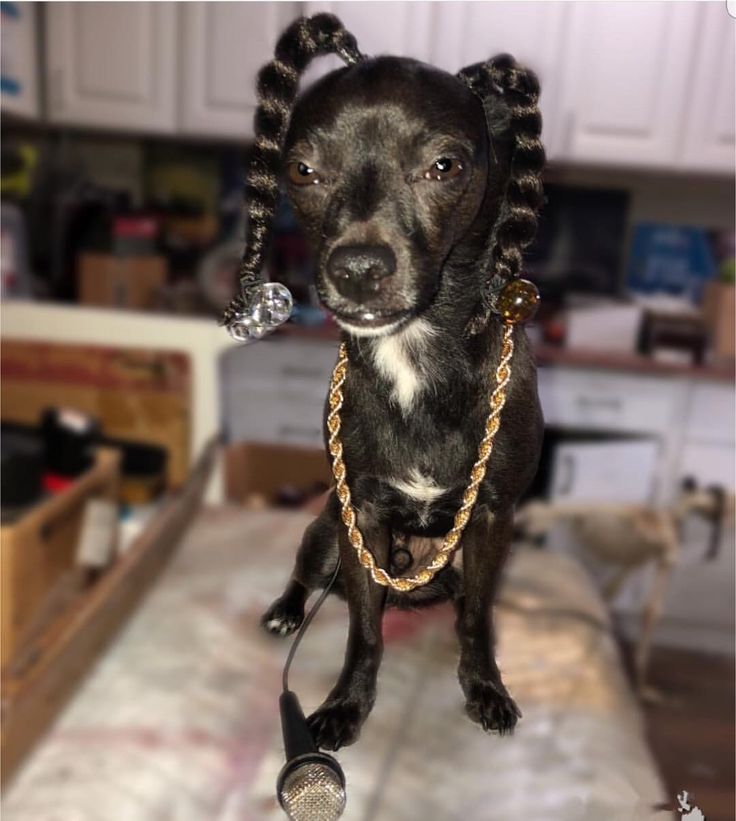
[276,691,346,821]
[278,754,346,821]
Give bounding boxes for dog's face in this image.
[284,57,491,336]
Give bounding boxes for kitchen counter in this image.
[274,323,735,383]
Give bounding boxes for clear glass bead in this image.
[226,282,293,343]
[254,282,293,326]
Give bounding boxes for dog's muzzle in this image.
[326,244,396,304]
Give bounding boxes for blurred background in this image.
[1,2,734,819]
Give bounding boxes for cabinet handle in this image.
[563,110,575,155]
[280,367,325,380]
[278,425,321,440]
[576,396,622,411]
[558,454,575,496]
[50,68,64,113]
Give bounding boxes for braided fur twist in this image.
[221,14,362,327]
[458,54,545,319]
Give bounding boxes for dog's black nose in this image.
[326,244,396,302]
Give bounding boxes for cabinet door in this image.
[549,439,661,504]
[301,2,434,87]
[428,1,568,159]
[1,2,39,118]
[545,438,662,612]
[180,2,299,139]
[220,338,338,448]
[46,2,177,132]
[679,3,736,174]
[660,442,735,652]
[555,1,699,168]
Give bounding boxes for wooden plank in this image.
[0,439,217,787]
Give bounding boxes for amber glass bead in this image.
[496,278,540,324]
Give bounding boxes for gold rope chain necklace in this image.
[326,322,515,593]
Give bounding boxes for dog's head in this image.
[224,14,544,338]
[284,58,492,335]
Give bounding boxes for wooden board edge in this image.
[0,439,218,788]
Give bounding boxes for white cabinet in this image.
[428,1,568,159]
[306,1,433,61]
[549,439,661,505]
[179,0,436,136]
[180,2,299,139]
[537,368,688,436]
[682,381,736,447]
[46,2,177,133]
[35,0,736,175]
[220,338,339,449]
[680,3,736,174]
[545,435,663,612]
[302,1,434,88]
[660,440,735,653]
[554,1,699,168]
[1,1,39,118]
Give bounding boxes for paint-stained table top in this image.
[2,507,666,821]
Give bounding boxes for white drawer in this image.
[227,389,325,448]
[684,381,735,445]
[222,337,338,381]
[221,337,337,446]
[228,373,329,406]
[538,367,687,434]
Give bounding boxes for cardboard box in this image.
[702,282,735,361]
[1,340,191,486]
[77,253,167,310]
[0,449,120,668]
[225,442,331,507]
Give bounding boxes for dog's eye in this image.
[424,157,464,181]
[288,161,322,186]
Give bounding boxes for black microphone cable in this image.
[282,558,342,693]
[277,558,347,821]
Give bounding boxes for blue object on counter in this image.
[626,223,716,302]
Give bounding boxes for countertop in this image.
[275,324,735,383]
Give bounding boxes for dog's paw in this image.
[306,697,369,751]
[463,678,522,735]
[260,597,304,637]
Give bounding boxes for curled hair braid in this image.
[221,14,362,327]
[458,54,545,321]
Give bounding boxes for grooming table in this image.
[2,508,667,820]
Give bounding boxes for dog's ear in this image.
[458,54,545,288]
[222,14,362,328]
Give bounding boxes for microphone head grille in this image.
[280,761,346,821]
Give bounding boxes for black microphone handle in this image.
[280,689,318,761]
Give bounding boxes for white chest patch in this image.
[390,468,447,503]
[371,319,435,413]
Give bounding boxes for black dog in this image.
[254,15,545,751]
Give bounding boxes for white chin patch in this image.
[335,317,406,338]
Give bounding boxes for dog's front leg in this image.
[307,521,389,751]
[455,508,521,734]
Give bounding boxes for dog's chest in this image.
[369,320,436,414]
[389,468,447,503]
[388,469,448,528]
[342,325,488,528]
